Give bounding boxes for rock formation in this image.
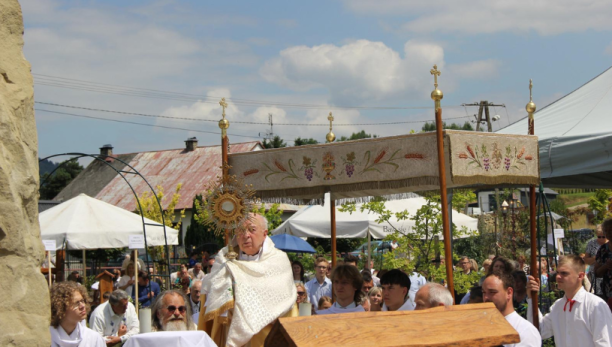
[0,0,51,345]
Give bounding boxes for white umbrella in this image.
[39,193,179,250]
[272,193,478,240]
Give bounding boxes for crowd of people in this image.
[48,215,612,347]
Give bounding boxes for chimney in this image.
[99,144,113,157]
[185,137,198,151]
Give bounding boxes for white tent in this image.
[497,67,612,188]
[39,193,179,250]
[271,194,478,239]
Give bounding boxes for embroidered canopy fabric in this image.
[229,130,539,203]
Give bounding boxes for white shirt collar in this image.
[333,301,357,309]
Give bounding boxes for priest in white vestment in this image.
[198,214,297,347]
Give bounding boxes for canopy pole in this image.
[367,231,372,273]
[526,79,539,329]
[82,249,86,279]
[430,65,455,300]
[330,199,337,269]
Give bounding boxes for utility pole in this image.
[462,101,505,132]
[259,113,274,143]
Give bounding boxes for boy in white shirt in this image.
[527,254,612,347]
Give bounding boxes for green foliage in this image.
[421,121,473,132]
[588,189,612,224]
[337,130,378,142]
[262,135,287,149]
[39,158,59,175]
[306,237,366,254]
[452,189,476,213]
[39,158,84,199]
[253,203,284,231]
[293,137,319,146]
[340,196,470,286]
[453,270,483,295]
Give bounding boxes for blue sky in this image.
[22,0,612,162]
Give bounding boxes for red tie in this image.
[564,298,576,312]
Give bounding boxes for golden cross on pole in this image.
[326,112,335,143]
[529,79,533,102]
[430,64,441,88]
[219,97,228,119]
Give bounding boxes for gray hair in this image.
[367,286,382,297]
[422,282,453,307]
[151,290,194,331]
[250,213,268,231]
[191,279,202,289]
[194,262,202,267]
[109,290,129,305]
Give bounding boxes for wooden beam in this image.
[330,199,337,269]
[265,303,520,347]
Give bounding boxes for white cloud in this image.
[260,39,492,105]
[342,0,612,36]
[448,60,501,80]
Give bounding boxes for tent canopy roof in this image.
[498,66,612,187]
[39,193,179,250]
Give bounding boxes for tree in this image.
[184,194,224,251]
[337,130,377,142]
[294,137,319,146]
[421,121,473,132]
[135,184,186,275]
[39,158,84,199]
[262,136,287,149]
[588,189,612,224]
[39,158,59,175]
[452,189,476,213]
[339,196,472,289]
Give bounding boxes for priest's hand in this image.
[105,336,121,346]
[526,275,540,299]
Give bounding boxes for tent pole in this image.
[82,249,86,278]
[48,251,52,288]
[367,231,371,272]
[134,249,139,314]
[526,79,539,329]
[330,199,337,269]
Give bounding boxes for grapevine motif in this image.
[300,156,318,181]
[458,142,533,172]
[341,152,357,178]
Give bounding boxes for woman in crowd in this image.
[292,260,306,284]
[50,281,105,347]
[481,259,492,274]
[595,218,612,302]
[296,283,308,305]
[368,287,383,311]
[469,259,479,273]
[118,262,136,296]
[317,264,365,315]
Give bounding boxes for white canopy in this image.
[271,194,478,239]
[39,193,179,250]
[498,66,612,187]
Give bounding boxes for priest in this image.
[198,213,297,347]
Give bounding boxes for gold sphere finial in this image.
[326,112,335,143]
[218,97,230,131]
[525,79,536,114]
[430,65,443,102]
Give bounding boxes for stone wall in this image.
[0,0,51,345]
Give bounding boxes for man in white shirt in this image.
[381,269,415,311]
[408,272,427,307]
[482,272,540,347]
[305,257,332,311]
[527,254,612,347]
[414,282,453,310]
[189,280,202,316]
[89,289,139,345]
[188,262,205,280]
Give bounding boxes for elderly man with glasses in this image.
[151,290,196,332]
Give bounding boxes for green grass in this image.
[558,192,595,208]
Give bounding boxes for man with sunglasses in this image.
[151,290,196,332]
[199,213,297,347]
[585,224,606,296]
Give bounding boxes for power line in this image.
[35,108,263,140]
[35,101,473,126]
[33,73,466,111]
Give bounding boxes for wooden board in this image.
[265,303,520,347]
